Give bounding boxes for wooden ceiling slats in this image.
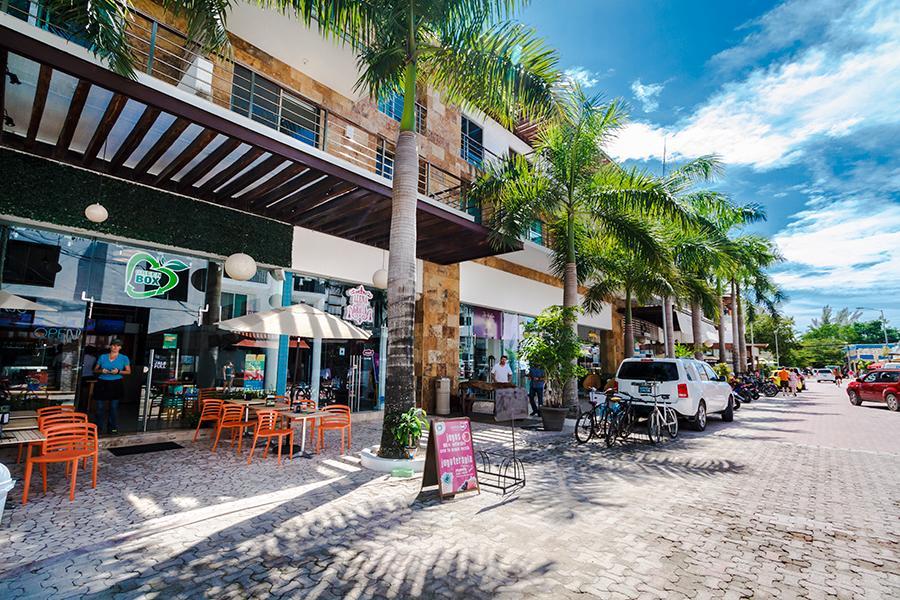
[151,127,218,185]
[54,79,91,157]
[132,116,190,175]
[109,105,161,169]
[82,93,127,166]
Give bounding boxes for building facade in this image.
[0,1,619,429]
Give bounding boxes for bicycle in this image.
[603,390,636,448]
[642,380,678,444]
[575,389,611,444]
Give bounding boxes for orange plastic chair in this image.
[247,410,294,465]
[212,403,252,454]
[36,405,75,417]
[317,405,351,455]
[193,398,224,442]
[21,422,98,504]
[295,399,318,445]
[18,411,87,464]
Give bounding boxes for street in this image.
[1,382,899,599]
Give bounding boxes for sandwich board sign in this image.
[421,417,479,499]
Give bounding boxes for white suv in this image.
[814,368,836,383]
[614,358,735,431]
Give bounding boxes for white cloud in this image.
[608,0,900,169]
[563,66,613,89]
[630,79,665,113]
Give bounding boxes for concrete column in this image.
[414,262,460,415]
[275,272,293,396]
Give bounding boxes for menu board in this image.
[421,418,479,499]
[494,388,528,421]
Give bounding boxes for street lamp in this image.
[855,307,890,345]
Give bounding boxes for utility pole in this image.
[773,317,781,366]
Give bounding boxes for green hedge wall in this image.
[0,148,292,266]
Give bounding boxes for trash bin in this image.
[0,462,15,526]
[435,377,450,416]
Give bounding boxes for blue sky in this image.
[520,0,900,332]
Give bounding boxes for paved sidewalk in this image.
[1,383,899,598]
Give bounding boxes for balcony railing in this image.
[2,1,549,247]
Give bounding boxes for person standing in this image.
[94,339,130,434]
[788,369,799,397]
[491,355,513,385]
[222,360,235,389]
[527,364,545,417]
[778,367,790,396]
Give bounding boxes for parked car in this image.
[614,358,735,431]
[814,368,836,383]
[847,369,900,411]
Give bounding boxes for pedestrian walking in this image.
[527,364,545,417]
[788,370,799,397]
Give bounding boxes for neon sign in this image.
[125,251,189,300]
[343,285,374,325]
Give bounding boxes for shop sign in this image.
[422,418,479,500]
[125,251,189,300]
[162,333,178,349]
[32,327,82,344]
[472,307,501,339]
[362,348,375,358]
[343,285,374,325]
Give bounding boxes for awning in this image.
[0,16,520,264]
[233,332,310,349]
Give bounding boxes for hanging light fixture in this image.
[224,252,257,281]
[84,203,108,223]
[372,250,388,289]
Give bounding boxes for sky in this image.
[520,0,900,333]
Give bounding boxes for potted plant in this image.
[392,407,429,458]
[519,306,587,431]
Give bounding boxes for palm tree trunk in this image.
[561,210,578,408]
[730,280,740,374]
[691,300,703,360]
[717,280,726,364]
[378,63,419,458]
[736,282,748,374]
[624,288,634,359]
[663,296,675,358]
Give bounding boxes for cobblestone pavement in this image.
[1,382,898,599]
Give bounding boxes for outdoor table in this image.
[3,418,39,431]
[10,410,38,420]
[225,399,268,422]
[0,428,45,448]
[251,407,329,456]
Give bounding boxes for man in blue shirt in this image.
[528,365,545,417]
[94,339,131,434]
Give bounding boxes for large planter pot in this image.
[360,446,426,474]
[540,406,568,432]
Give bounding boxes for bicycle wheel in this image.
[619,405,635,439]
[575,411,595,444]
[665,407,679,439]
[604,414,619,448]
[648,411,662,444]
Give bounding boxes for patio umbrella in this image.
[0,290,58,311]
[217,303,370,340]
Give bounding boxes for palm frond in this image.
[424,21,559,127]
[44,0,136,77]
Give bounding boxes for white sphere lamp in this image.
[372,268,388,289]
[84,203,109,224]
[224,253,257,281]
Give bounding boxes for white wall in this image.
[459,262,612,330]
[291,227,423,293]
[227,3,363,101]
[462,108,533,161]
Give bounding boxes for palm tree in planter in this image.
[470,86,692,407]
[518,306,587,431]
[52,0,561,459]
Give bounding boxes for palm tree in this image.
[59,0,561,458]
[470,86,693,405]
[730,235,783,370]
[582,233,677,358]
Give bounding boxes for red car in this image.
[847,369,900,411]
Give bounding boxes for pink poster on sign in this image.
[433,419,479,496]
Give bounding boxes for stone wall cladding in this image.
[415,262,461,414]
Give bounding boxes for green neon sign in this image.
[125,251,189,300]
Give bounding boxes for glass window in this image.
[461,116,484,168]
[617,361,680,382]
[2,239,61,287]
[684,364,697,381]
[220,292,248,320]
[231,64,321,148]
[375,138,395,179]
[528,220,544,245]
[377,92,426,133]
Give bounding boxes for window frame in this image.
[460,115,484,168]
